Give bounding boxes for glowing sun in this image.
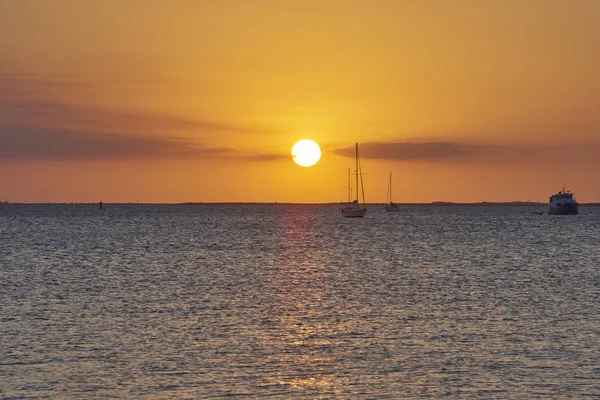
[291,140,321,167]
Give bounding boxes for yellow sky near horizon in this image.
[1,0,599,203]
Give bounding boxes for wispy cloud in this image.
[231,153,289,161]
[0,73,277,161]
[0,99,265,137]
[334,141,476,161]
[334,140,600,165]
[0,125,231,161]
[0,73,270,136]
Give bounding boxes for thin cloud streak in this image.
[0,99,267,136]
[0,126,290,162]
[0,126,231,161]
[334,141,475,161]
[0,73,283,162]
[231,154,289,161]
[0,73,275,136]
[334,141,600,165]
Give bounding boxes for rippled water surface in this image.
[1,204,599,399]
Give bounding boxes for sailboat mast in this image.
[347,167,351,203]
[355,143,359,203]
[389,173,392,203]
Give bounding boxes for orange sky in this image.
[1,0,599,203]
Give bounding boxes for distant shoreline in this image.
[2,202,600,206]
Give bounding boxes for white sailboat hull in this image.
[340,207,367,218]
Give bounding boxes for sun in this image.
[291,140,321,167]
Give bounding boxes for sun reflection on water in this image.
[259,206,353,395]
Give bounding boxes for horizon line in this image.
[2,201,600,206]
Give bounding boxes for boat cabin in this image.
[550,190,574,202]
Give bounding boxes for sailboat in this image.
[385,173,400,212]
[340,143,367,218]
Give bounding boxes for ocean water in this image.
[1,204,599,399]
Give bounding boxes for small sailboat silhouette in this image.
[340,143,367,218]
[385,173,400,212]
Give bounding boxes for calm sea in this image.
[1,204,599,399]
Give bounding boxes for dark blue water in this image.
[1,204,599,398]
